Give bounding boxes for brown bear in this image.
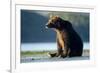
[46,15,83,58]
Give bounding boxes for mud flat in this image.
[21,49,89,63]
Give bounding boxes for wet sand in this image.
[21,50,89,63]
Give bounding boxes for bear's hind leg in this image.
[48,53,57,57]
[69,50,82,57]
[48,48,63,57]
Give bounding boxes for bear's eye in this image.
[49,20,55,24]
[51,19,55,22]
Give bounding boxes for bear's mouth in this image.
[45,26,48,29]
[45,24,49,29]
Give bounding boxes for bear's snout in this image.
[45,23,49,28]
[46,23,53,28]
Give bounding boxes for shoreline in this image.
[21,49,89,63]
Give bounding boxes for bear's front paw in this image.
[61,55,67,58]
[61,53,67,58]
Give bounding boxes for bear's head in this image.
[46,15,72,30]
[46,16,62,29]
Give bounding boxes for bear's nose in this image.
[46,23,48,26]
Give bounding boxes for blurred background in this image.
[21,10,90,51]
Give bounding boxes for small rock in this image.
[32,58,34,60]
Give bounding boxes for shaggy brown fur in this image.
[46,16,83,58]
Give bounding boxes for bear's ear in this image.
[55,15,59,18]
[50,14,53,18]
[49,15,60,19]
[55,15,59,19]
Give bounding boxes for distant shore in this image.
[21,42,89,51]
